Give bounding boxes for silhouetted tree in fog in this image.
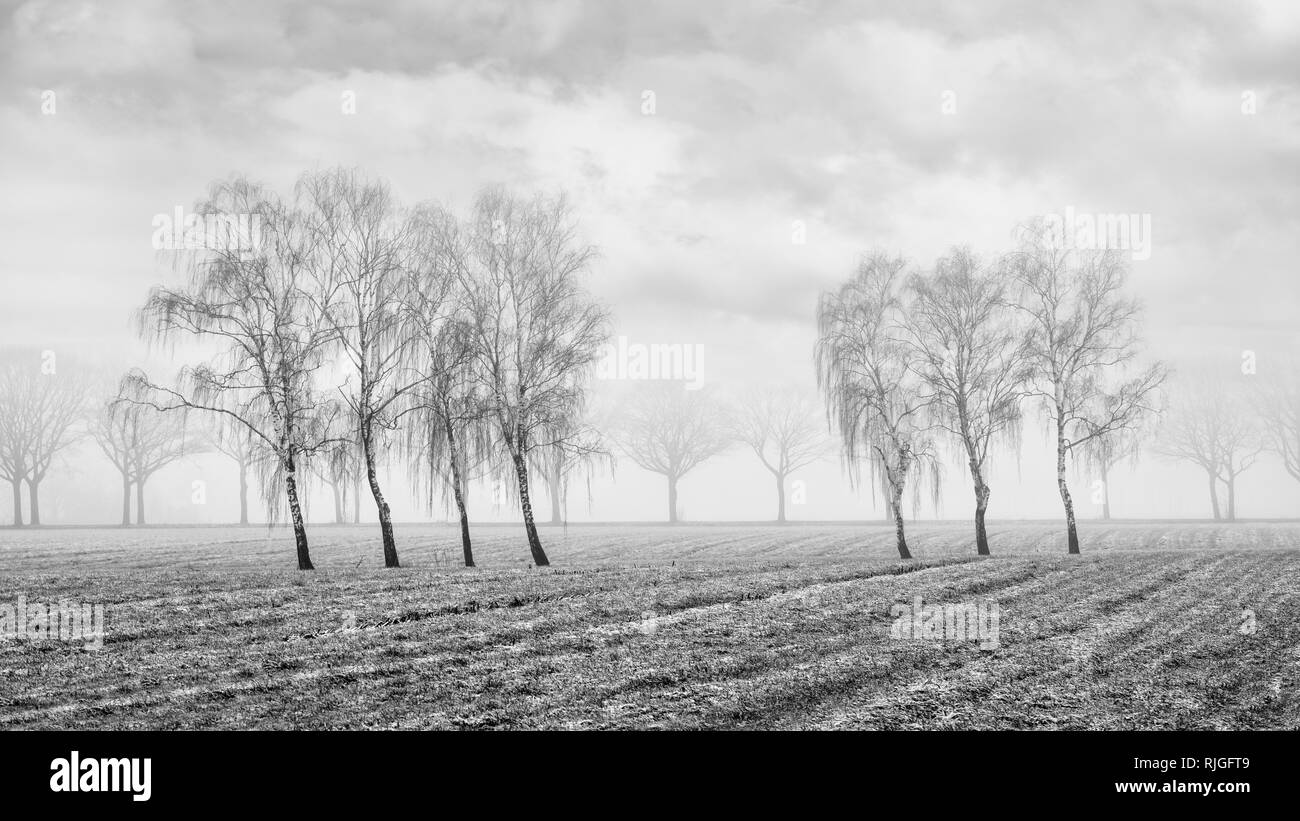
[1156,370,1262,521]
[94,394,201,525]
[0,353,33,527]
[209,418,266,525]
[732,388,825,523]
[1078,424,1145,520]
[613,383,731,524]
[538,424,610,525]
[0,350,89,526]
[312,405,363,525]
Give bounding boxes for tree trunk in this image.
[136,478,145,525]
[331,482,344,524]
[1102,468,1112,520]
[890,483,911,560]
[548,468,563,525]
[445,419,474,567]
[776,472,786,523]
[283,459,313,570]
[667,474,679,524]
[968,452,991,555]
[9,480,22,527]
[452,473,474,568]
[1207,471,1222,520]
[121,473,131,526]
[362,420,399,568]
[352,477,361,523]
[890,445,914,559]
[1226,474,1236,522]
[973,479,991,556]
[1056,427,1079,554]
[237,463,249,525]
[510,445,549,566]
[28,478,41,526]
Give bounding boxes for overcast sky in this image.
[1,0,1298,524]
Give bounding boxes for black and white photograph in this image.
[0,0,1295,803]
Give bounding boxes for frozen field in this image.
[1,522,1297,729]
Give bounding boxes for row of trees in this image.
[126,170,610,570]
[816,223,1166,558]
[0,357,274,529]
[4,184,1297,566]
[5,349,1295,539]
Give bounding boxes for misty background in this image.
[1,0,1298,526]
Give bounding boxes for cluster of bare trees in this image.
[92,400,201,525]
[817,222,1167,557]
[1153,363,1300,522]
[605,383,827,524]
[127,169,610,570]
[0,351,90,526]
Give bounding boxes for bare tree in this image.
[405,348,491,567]
[209,417,266,525]
[816,253,940,559]
[1078,424,1146,520]
[396,205,488,566]
[902,248,1032,555]
[93,397,136,526]
[612,383,732,523]
[132,176,343,570]
[301,168,432,568]
[450,188,610,566]
[132,405,201,525]
[1254,357,1300,496]
[307,397,363,526]
[314,439,362,525]
[1007,222,1166,553]
[1156,370,1263,521]
[732,387,825,523]
[93,393,200,525]
[536,410,612,526]
[0,350,90,526]
[0,352,34,526]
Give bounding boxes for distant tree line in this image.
[2,185,1298,566]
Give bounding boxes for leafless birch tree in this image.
[132,176,343,570]
[300,168,433,567]
[450,188,610,566]
[816,253,940,560]
[1007,222,1166,553]
[902,248,1032,555]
